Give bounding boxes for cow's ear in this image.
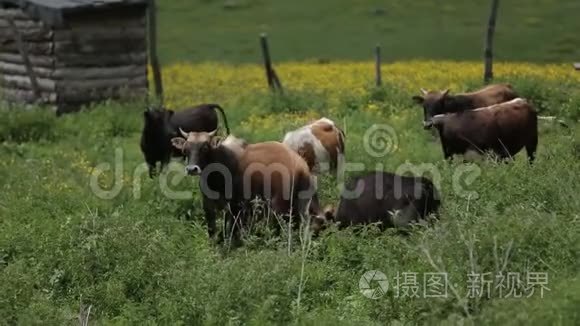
[210,136,222,148]
[167,109,175,117]
[171,137,186,151]
[412,96,424,105]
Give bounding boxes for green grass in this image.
[158,0,580,64]
[1,0,580,324]
[1,84,579,324]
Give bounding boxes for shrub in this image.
[0,107,57,143]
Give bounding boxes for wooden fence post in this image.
[375,44,382,87]
[147,0,164,105]
[484,0,500,84]
[260,33,274,90]
[7,18,40,102]
[271,68,283,93]
[259,33,283,93]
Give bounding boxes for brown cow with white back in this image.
[282,117,345,174]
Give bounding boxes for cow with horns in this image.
[412,83,518,129]
[171,129,316,243]
[426,98,539,162]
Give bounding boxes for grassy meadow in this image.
[1,61,580,324]
[2,0,580,324]
[157,0,580,64]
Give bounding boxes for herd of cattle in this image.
[140,83,545,242]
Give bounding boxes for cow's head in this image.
[171,129,218,176]
[310,205,336,234]
[412,89,450,129]
[143,108,175,135]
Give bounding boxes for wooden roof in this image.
[0,0,148,26]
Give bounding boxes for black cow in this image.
[311,171,440,232]
[140,104,230,178]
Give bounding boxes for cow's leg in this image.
[294,174,316,229]
[443,149,453,161]
[225,202,243,248]
[148,163,156,178]
[202,194,217,239]
[160,155,171,174]
[309,192,321,216]
[271,195,292,228]
[526,132,538,164]
[439,140,453,161]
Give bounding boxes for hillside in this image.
[158,0,580,63]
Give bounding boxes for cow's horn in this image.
[208,129,217,137]
[420,88,428,95]
[179,128,188,138]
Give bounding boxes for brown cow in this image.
[282,118,346,174]
[426,98,538,162]
[171,130,315,241]
[412,83,518,128]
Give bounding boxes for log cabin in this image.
[0,0,148,113]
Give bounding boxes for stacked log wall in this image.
[0,6,148,109]
[0,8,56,104]
[55,7,148,108]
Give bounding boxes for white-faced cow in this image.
[282,118,346,174]
[171,130,315,242]
[140,104,230,178]
[412,83,518,128]
[311,171,440,233]
[426,98,538,162]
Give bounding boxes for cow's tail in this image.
[537,115,569,128]
[209,104,231,135]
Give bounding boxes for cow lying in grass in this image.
[171,129,315,242]
[311,171,440,233]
